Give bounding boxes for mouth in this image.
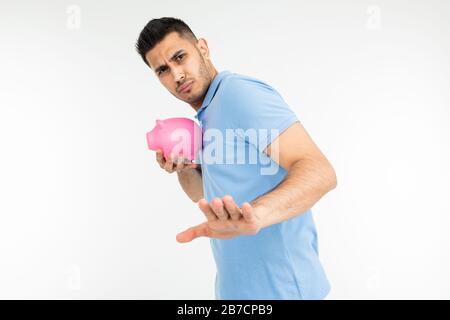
[178,80,193,93]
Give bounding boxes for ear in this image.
[156,119,165,128]
[196,38,211,59]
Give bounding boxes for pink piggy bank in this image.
[146,117,202,162]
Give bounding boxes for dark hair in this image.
[135,17,197,67]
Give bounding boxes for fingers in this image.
[211,198,229,221]
[156,150,198,173]
[163,153,176,173]
[156,149,165,168]
[198,196,254,224]
[163,153,186,173]
[174,156,186,172]
[199,196,247,222]
[184,162,199,170]
[241,202,257,223]
[176,223,209,243]
[222,195,242,221]
[174,156,199,171]
[199,199,218,221]
[180,199,259,243]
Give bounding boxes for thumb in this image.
[176,223,209,243]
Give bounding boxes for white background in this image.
[0,0,449,299]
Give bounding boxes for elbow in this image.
[326,165,337,191]
[317,158,337,192]
[190,193,204,203]
[191,197,201,203]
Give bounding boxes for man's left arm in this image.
[176,121,337,243]
[251,120,337,229]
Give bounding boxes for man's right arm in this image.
[156,150,204,203]
[176,167,204,202]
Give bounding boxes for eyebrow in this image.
[154,49,185,74]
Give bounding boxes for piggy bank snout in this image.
[146,129,158,151]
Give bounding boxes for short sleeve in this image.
[222,76,299,154]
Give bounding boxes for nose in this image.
[172,67,185,85]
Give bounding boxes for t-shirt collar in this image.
[194,70,231,121]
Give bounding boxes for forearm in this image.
[251,159,337,228]
[177,167,204,202]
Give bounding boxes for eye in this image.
[158,67,167,76]
[175,54,185,61]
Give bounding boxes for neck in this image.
[190,67,219,112]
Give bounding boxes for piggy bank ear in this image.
[156,120,165,128]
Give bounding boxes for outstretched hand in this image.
[176,196,263,243]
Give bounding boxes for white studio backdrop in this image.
[0,0,449,299]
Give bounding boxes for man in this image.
[136,17,337,300]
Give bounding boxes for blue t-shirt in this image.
[195,70,330,300]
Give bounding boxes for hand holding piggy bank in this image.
[146,117,202,163]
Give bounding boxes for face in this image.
[145,32,217,110]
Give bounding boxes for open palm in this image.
[176,196,262,243]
